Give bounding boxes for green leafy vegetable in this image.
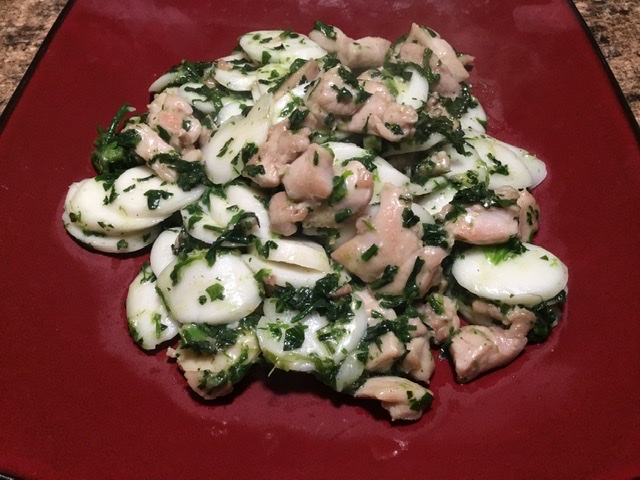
[482,237,528,265]
[274,274,352,323]
[422,223,450,249]
[361,244,379,261]
[370,265,399,290]
[205,283,225,301]
[151,153,210,191]
[444,185,516,221]
[440,83,477,119]
[144,189,174,210]
[283,323,307,351]
[164,60,212,87]
[91,104,142,175]
[328,171,351,206]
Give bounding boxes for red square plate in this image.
[1,0,638,478]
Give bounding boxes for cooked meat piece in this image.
[124,123,177,182]
[444,186,539,244]
[400,335,435,383]
[449,309,535,382]
[147,89,203,151]
[365,331,405,372]
[332,183,447,296]
[332,183,421,282]
[309,25,390,70]
[444,204,519,245]
[282,144,334,202]
[516,189,540,242]
[418,294,461,344]
[338,36,391,70]
[398,317,434,383]
[244,120,311,188]
[397,23,473,97]
[302,159,374,229]
[354,288,398,325]
[467,298,505,325]
[184,371,234,400]
[306,65,416,141]
[354,376,432,421]
[268,191,309,236]
[306,66,361,121]
[344,79,418,141]
[273,59,321,100]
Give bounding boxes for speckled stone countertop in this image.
[1,0,639,123]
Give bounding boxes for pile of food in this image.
[62,21,568,421]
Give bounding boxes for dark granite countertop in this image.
[1,0,638,123]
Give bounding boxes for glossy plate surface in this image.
[1,0,639,478]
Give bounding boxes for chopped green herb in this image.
[527,290,566,343]
[402,207,420,228]
[151,153,210,191]
[363,316,414,344]
[409,389,433,412]
[156,125,172,143]
[313,20,337,40]
[316,323,347,354]
[384,122,404,136]
[274,274,352,323]
[183,84,225,115]
[218,138,234,157]
[96,173,119,205]
[487,153,510,176]
[139,262,157,283]
[164,60,212,87]
[332,85,353,102]
[205,283,225,301]
[255,239,279,258]
[426,293,445,315]
[91,104,142,175]
[440,83,477,118]
[482,237,527,265]
[283,323,306,351]
[361,244,379,261]
[243,164,266,177]
[231,142,259,166]
[414,111,466,154]
[444,185,516,221]
[179,319,250,355]
[144,189,174,210]
[422,223,450,249]
[370,265,399,290]
[324,112,336,126]
[97,221,114,230]
[328,171,351,206]
[204,211,258,265]
[334,208,353,223]
[254,268,272,284]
